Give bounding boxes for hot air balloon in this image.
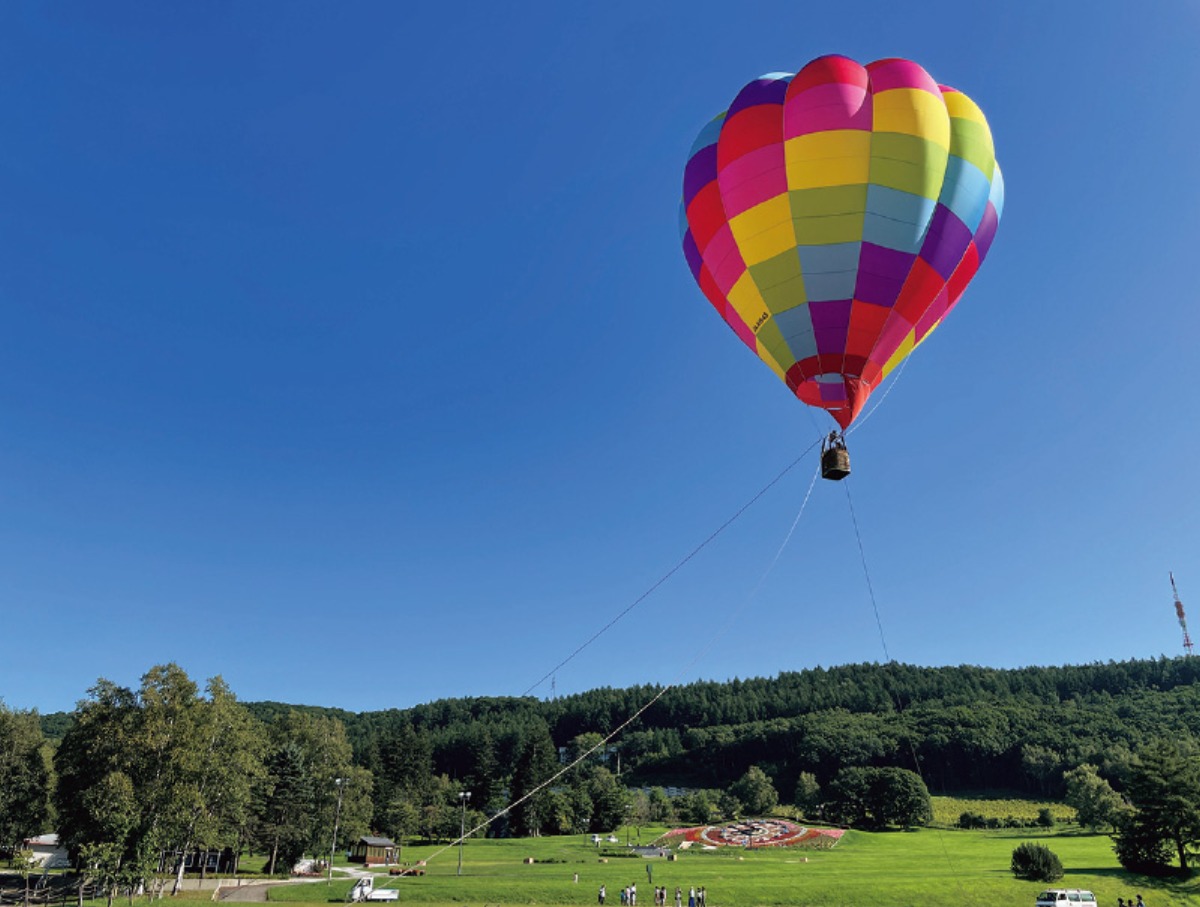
[680,55,1003,478]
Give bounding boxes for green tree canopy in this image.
[1063,763,1126,831]
[0,704,53,851]
[729,765,779,816]
[1115,739,1200,873]
[54,665,267,895]
[826,766,931,829]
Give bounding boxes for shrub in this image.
[1037,807,1055,828]
[1011,842,1064,882]
[958,811,986,829]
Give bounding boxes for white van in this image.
[1036,890,1096,907]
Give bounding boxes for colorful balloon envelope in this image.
[681,55,1004,429]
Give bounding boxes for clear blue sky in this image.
[4,2,1200,715]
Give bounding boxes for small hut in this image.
[23,835,70,869]
[349,836,397,866]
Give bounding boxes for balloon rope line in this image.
[412,466,823,876]
[841,479,964,889]
[843,481,890,661]
[520,438,822,696]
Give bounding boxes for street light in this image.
[457,791,472,876]
[328,778,346,884]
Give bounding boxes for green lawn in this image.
[259,826,1199,907]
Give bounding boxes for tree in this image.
[417,775,459,843]
[1113,812,1174,875]
[676,790,720,825]
[584,766,627,832]
[271,710,371,860]
[1115,739,1200,873]
[716,791,742,821]
[1010,842,1063,881]
[78,841,124,907]
[567,733,608,767]
[793,772,821,818]
[54,666,268,897]
[1021,745,1063,797]
[1063,764,1126,832]
[646,787,674,824]
[465,730,500,821]
[825,767,931,829]
[0,704,53,852]
[254,741,314,874]
[54,680,140,896]
[380,795,419,858]
[880,768,933,828]
[11,849,39,907]
[136,668,266,893]
[509,728,558,837]
[730,766,778,816]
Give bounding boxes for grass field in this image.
[254,825,1199,907]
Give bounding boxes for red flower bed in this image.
[660,821,843,849]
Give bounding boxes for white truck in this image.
[349,877,399,902]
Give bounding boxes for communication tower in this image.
[1170,572,1194,655]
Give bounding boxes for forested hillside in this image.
[39,657,1200,800]
[10,656,1198,883]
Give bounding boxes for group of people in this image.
[598,884,707,907]
[1117,896,1146,907]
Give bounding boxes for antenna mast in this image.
[1171,572,1195,655]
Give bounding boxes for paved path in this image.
[218,868,376,903]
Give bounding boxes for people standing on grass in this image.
[675,887,682,907]
[688,887,695,907]
[599,885,606,905]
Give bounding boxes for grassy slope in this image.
[261,825,1199,907]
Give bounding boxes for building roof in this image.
[358,836,396,847]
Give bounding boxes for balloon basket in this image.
[820,441,851,481]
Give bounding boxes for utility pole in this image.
[328,778,345,884]
[457,791,472,876]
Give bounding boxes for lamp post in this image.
[328,777,346,884]
[457,791,472,876]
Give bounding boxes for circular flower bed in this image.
[663,820,843,849]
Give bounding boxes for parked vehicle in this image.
[349,877,399,902]
[1036,890,1096,907]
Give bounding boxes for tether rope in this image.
[521,437,823,697]
[841,474,965,891]
[843,481,890,662]
[414,464,823,871]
